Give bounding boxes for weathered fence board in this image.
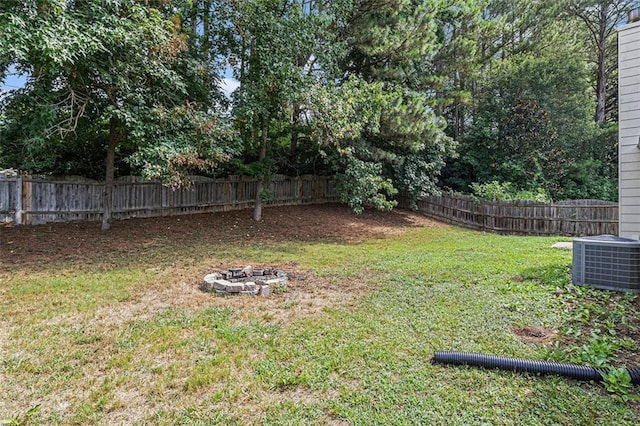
[400,193,618,236]
[0,175,339,225]
[0,177,19,223]
[0,176,619,236]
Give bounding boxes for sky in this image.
[0,66,28,98]
[1,67,239,99]
[3,75,26,91]
[220,72,240,98]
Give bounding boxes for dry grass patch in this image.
[2,206,640,424]
[2,251,373,419]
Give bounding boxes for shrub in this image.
[471,181,551,202]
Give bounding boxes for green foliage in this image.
[322,0,455,210]
[602,368,639,402]
[557,158,618,201]
[565,0,639,124]
[1,0,235,182]
[0,0,625,206]
[335,155,398,214]
[576,335,621,367]
[392,144,446,209]
[471,181,551,202]
[307,76,389,147]
[552,123,618,201]
[230,0,335,145]
[127,104,239,187]
[443,43,613,199]
[222,1,455,214]
[549,282,640,401]
[439,1,621,201]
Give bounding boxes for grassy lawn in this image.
[1,207,639,425]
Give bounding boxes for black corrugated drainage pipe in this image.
[432,351,640,385]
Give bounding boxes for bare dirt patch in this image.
[1,204,441,273]
[512,325,558,346]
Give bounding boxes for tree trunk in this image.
[290,103,300,160]
[102,118,121,231]
[203,0,212,62]
[191,1,198,37]
[253,115,268,222]
[453,70,463,140]
[594,4,608,125]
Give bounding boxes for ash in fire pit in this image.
[201,265,287,297]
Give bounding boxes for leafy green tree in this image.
[226,1,458,216]
[0,1,236,229]
[440,0,622,201]
[228,0,331,220]
[443,40,600,199]
[431,0,490,141]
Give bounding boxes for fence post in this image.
[23,178,33,225]
[296,176,302,202]
[14,175,23,225]
[161,183,168,212]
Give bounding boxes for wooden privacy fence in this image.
[398,193,618,236]
[0,174,339,225]
[0,175,619,236]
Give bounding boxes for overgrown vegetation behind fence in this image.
[399,193,618,236]
[0,175,338,225]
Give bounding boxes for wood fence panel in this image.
[0,178,18,223]
[20,179,103,224]
[400,193,618,236]
[0,175,340,225]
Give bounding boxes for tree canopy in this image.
[1,0,238,228]
[1,0,637,224]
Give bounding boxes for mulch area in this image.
[0,203,441,272]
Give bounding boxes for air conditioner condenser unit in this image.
[572,235,640,292]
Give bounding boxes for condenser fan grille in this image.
[572,235,640,292]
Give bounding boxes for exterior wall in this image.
[619,20,640,239]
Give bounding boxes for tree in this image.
[230,0,295,221]
[228,0,344,220]
[327,0,455,210]
[224,1,457,216]
[437,0,622,200]
[566,0,640,124]
[2,0,455,219]
[431,0,489,141]
[1,1,236,229]
[443,38,599,198]
[433,0,569,138]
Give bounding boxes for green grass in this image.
[1,222,639,424]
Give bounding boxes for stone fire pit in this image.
[201,266,287,297]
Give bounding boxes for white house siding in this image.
[619,20,640,239]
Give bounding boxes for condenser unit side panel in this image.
[572,241,585,285]
[571,238,640,292]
